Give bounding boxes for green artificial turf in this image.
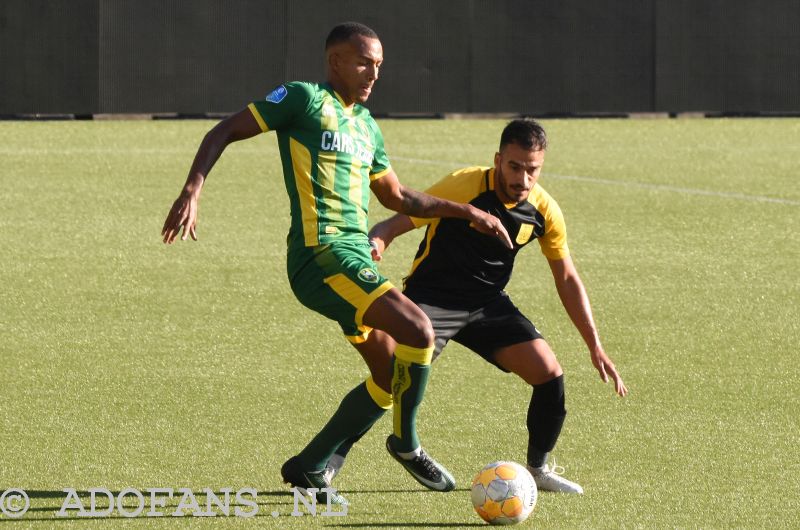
[1,118,798,528]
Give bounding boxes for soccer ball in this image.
[471,461,537,525]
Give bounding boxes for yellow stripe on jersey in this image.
[247,103,269,132]
[289,137,319,246]
[320,92,339,132]
[331,89,353,115]
[317,151,343,231]
[323,274,394,326]
[316,92,343,234]
[406,218,441,280]
[344,118,368,233]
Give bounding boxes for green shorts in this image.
[287,240,393,343]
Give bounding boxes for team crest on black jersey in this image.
[266,85,287,103]
[516,223,535,245]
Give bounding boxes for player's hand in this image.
[590,346,628,397]
[468,208,513,249]
[369,237,386,262]
[162,190,200,244]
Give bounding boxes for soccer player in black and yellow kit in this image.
[161,22,513,505]
[322,118,628,494]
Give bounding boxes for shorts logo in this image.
[358,268,379,283]
[266,85,288,104]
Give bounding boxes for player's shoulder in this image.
[528,183,563,218]
[437,166,490,191]
[421,166,489,203]
[449,166,490,180]
[263,81,320,105]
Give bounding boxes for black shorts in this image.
[412,292,543,372]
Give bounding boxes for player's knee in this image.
[406,316,434,347]
[515,363,562,386]
[394,302,433,347]
[533,374,566,414]
[543,362,563,382]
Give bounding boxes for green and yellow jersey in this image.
[248,82,391,251]
[405,166,569,309]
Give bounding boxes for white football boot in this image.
[526,458,584,494]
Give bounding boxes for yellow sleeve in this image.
[409,166,489,227]
[531,185,570,259]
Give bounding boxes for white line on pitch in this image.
[391,155,800,206]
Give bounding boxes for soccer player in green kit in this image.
[161,22,512,505]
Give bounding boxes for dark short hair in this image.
[499,118,548,151]
[325,22,379,49]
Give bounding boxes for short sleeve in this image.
[248,82,314,132]
[368,122,391,180]
[538,197,570,260]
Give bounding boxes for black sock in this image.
[526,374,566,468]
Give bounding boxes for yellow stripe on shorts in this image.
[344,326,372,344]
[323,273,393,325]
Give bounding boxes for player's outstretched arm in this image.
[162,109,263,244]
[367,214,416,261]
[547,256,629,397]
[370,171,512,249]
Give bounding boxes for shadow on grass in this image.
[325,523,486,528]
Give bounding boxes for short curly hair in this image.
[325,22,379,50]
[499,118,548,151]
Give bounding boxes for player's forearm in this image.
[395,186,476,220]
[368,214,415,249]
[555,276,602,351]
[181,111,260,195]
[181,127,231,194]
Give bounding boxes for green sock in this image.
[297,380,388,471]
[391,343,434,452]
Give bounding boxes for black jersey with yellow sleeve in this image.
[403,166,569,310]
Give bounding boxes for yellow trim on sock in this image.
[394,343,434,365]
[366,376,393,409]
[392,358,412,438]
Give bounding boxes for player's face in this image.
[328,35,383,105]
[494,143,545,204]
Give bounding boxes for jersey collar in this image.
[322,83,354,115]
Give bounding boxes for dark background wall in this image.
[1,0,799,115]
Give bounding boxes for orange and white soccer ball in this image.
[471,461,537,525]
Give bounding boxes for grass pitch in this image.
[1,117,798,528]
